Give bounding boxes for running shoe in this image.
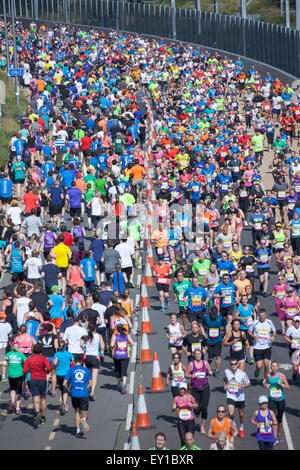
[33,412,42,427]
[15,409,22,415]
[1,377,7,383]
[239,429,245,438]
[214,370,220,379]
[254,368,261,378]
[60,404,66,415]
[166,299,170,308]
[40,416,46,425]
[80,418,90,433]
[274,439,279,446]
[50,390,57,397]
[7,404,15,414]
[89,392,96,401]
[249,358,254,365]
[160,306,165,312]
[76,430,84,439]
[121,384,127,394]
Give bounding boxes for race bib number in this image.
[260,254,268,263]
[232,341,242,352]
[286,308,296,317]
[192,296,202,306]
[118,342,127,350]
[278,191,286,199]
[244,317,253,328]
[270,388,282,400]
[194,372,206,379]
[258,328,269,340]
[191,343,202,352]
[209,328,219,338]
[224,295,232,305]
[158,278,167,284]
[246,265,254,273]
[260,423,272,435]
[228,382,239,394]
[179,409,192,420]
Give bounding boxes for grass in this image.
[150,0,296,27]
[0,71,28,166]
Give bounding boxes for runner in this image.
[264,360,290,445]
[185,348,213,434]
[63,356,92,438]
[171,383,198,447]
[250,395,278,450]
[248,309,277,382]
[223,357,251,438]
[22,342,51,427]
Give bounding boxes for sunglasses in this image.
[217,410,226,413]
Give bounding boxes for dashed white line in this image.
[135,294,140,309]
[125,403,133,431]
[129,371,135,395]
[131,342,137,363]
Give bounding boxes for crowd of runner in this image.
[0,18,299,449]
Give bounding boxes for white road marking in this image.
[282,413,294,450]
[131,342,137,363]
[125,403,133,431]
[132,319,138,336]
[137,274,141,286]
[135,294,140,309]
[129,371,135,394]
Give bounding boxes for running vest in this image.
[212,417,230,441]
[44,231,55,248]
[73,225,84,243]
[284,295,298,319]
[11,246,23,272]
[190,360,208,389]
[17,333,34,354]
[273,230,285,249]
[171,363,186,388]
[268,373,285,401]
[168,322,183,347]
[113,333,129,359]
[176,394,194,421]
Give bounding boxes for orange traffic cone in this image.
[147,242,155,268]
[130,423,140,450]
[140,277,150,308]
[144,261,155,287]
[141,307,154,334]
[136,384,152,429]
[140,332,152,363]
[150,188,157,205]
[150,352,165,392]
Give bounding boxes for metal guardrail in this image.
[1,0,299,78]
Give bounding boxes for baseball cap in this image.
[293,316,300,322]
[179,383,187,390]
[258,395,268,404]
[51,285,62,293]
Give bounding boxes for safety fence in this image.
[1,0,300,78]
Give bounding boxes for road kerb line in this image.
[129,371,135,394]
[282,413,294,450]
[131,342,137,363]
[125,403,133,431]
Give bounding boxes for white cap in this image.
[179,383,187,390]
[258,395,268,404]
[294,316,300,322]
